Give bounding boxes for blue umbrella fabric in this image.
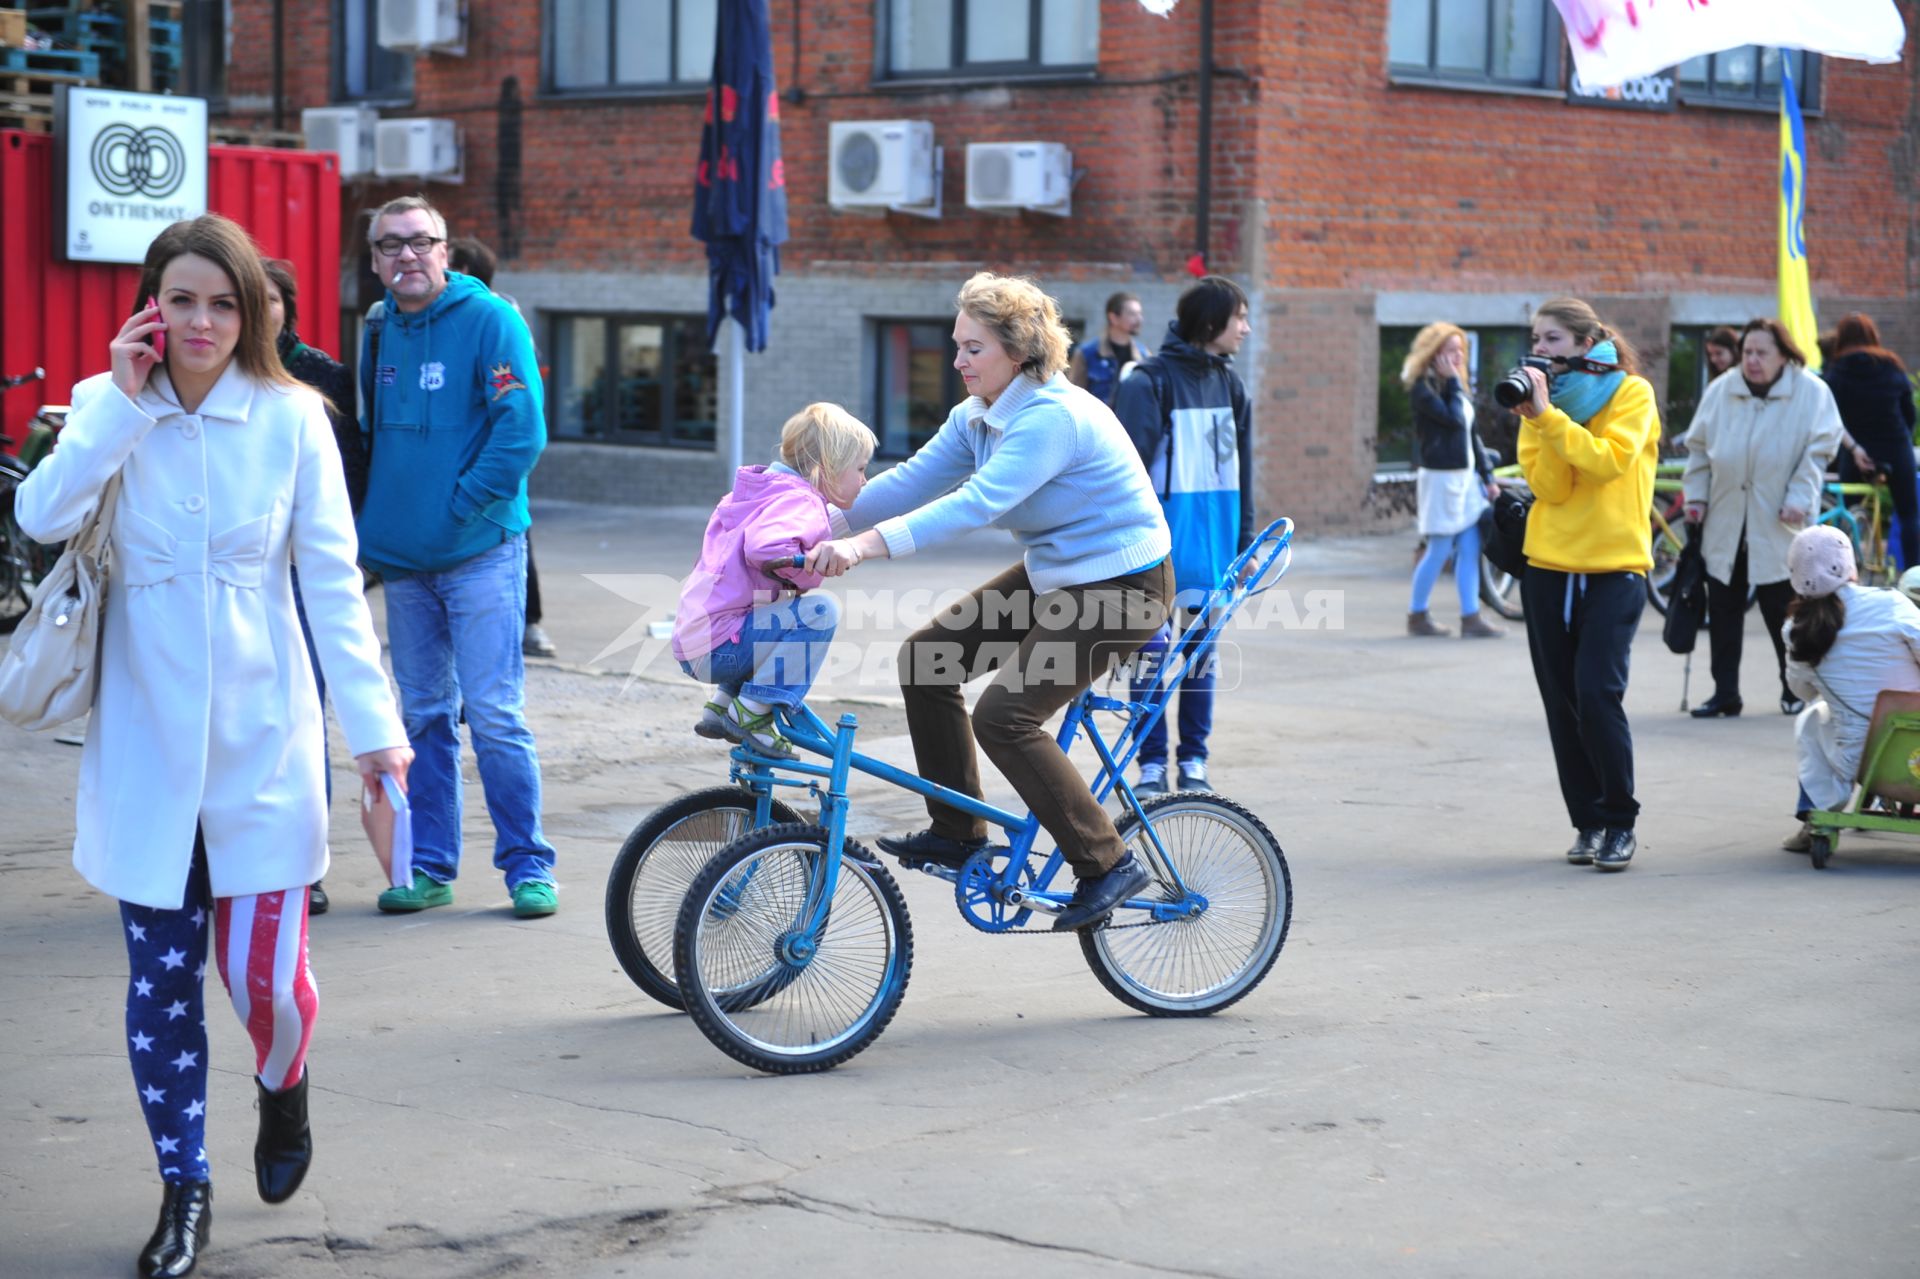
[692,0,787,354]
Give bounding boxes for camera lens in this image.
[1492,369,1533,409]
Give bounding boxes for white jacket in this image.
[1783,585,1920,812]
[15,367,405,908]
[1681,364,1843,586]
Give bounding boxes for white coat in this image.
[1681,363,1843,587]
[15,367,405,909]
[1783,585,1920,811]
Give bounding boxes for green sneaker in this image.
[511,881,558,919]
[377,871,453,913]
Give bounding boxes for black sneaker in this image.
[1594,828,1636,871]
[308,881,329,915]
[1566,828,1603,866]
[1052,854,1152,931]
[875,829,987,870]
[1177,760,1211,792]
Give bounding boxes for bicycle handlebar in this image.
[0,367,45,392]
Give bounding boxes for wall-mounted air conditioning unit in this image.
[377,0,464,54]
[966,142,1072,216]
[374,118,462,182]
[828,120,940,218]
[300,106,378,180]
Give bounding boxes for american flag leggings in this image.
[119,833,317,1183]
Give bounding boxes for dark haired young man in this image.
[1111,276,1255,796]
[1067,290,1150,404]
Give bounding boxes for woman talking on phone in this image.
[15,214,408,1278]
[1513,298,1661,873]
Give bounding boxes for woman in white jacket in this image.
[1780,525,1920,850]
[16,215,410,1279]
[1681,318,1844,718]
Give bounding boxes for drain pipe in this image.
[272,0,285,131]
[1194,0,1213,272]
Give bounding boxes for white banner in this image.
[1554,0,1906,88]
[55,86,208,264]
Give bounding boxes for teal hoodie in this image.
[356,271,545,578]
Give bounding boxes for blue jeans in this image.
[1129,610,1215,766]
[680,593,840,710]
[1411,523,1484,616]
[383,534,556,890]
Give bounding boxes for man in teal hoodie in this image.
[357,195,559,919]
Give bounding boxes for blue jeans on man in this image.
[383,534,556,891]
[680,593,840,710]
[1129,609,1216,766]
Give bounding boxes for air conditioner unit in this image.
[377,0,463,53]
[828,120,940,218]
[374,118,463,182]
[300,106,378,179]
[966,141,1071,216]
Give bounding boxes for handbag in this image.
[1478,486,1534,580]
[0,471,122,730]
[1661,530,1708,655]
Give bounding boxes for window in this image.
[550,314,717,448]
[176,0,226,103]
[1376,325,1530,470]
[1678,46,1819,108]
[873,321,963,458]
[335,0,414,103]
[548,0,716,92]
[885,0,1098,79]
[1388,0,1559,88]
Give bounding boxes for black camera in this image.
[1492,356,1556,409]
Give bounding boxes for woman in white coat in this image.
[1780,525,1920,850]
[1681,318,1844,718]
[15,214,410,1279]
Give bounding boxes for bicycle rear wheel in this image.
[1479,554,1524,621]
[675,823,912,1074]
[1646,517,1687,616]
[604,786,803,1010]
[1082,794,1291,1017]
[0,465,52,634]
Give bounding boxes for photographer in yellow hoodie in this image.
[1514,298,1661,873]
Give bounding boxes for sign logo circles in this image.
[90,124,187,199]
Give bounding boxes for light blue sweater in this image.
[838,373,1171,593]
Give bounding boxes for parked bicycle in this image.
[0,370,64,634]
[607,520,1298,1074]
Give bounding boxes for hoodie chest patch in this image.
[419,362,446,391]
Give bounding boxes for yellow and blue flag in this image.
[1779,56,1821,371]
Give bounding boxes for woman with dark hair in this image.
[1704,326,1741,380]
[1682,318,1845,718]
[805,271,1173,931]
[1779,525,1920,851]
[1514,297,1661,871]
[16,214,409,1278]
[1824,312,1918,571]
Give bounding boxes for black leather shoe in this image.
[1566,827,1604,865]
[875,829,987,869]
[1052,854,1152,931]
[307,881,329,916]
[255,1072,312,1204]
[139,1179,211,1278]
[1689,694,1743,719]
[1594,828,1636,872]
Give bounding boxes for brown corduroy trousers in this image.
[896,556,1173,877]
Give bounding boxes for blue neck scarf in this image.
[1548,340,1626,425]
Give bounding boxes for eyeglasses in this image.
[373,235,444,258]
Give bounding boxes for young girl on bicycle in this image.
[672,403,875,756]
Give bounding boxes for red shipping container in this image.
[0,129,342,453]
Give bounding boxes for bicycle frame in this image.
[722,518,1297,936]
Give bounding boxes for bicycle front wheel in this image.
[675,824,912,1074]
[1083,794,1291,1017]
[604,786,803,1010]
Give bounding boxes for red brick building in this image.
[211,0,1919,530]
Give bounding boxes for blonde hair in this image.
[954,272,1073,382]
[1533,296,1641,376]
[1401,322,1469,388]
[780,402,876,489]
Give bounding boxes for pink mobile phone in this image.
[145,296,164,359]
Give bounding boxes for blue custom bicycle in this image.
[607,519,1297,1074]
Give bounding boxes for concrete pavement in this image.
[2,500,1916,1278]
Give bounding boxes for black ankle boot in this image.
[255,1072,312,1204]
[139,1179,211,1278]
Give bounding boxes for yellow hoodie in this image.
[1517,374,1661,574]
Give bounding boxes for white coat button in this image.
[181,422,200,440]
[184,494,205,513]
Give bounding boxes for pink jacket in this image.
[672,464,831,662]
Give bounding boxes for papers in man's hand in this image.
[360,773,413,889]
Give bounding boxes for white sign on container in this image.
[54,87,209,264]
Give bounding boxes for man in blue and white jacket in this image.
[356,195,560,920]
[1111,275,1256,797]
